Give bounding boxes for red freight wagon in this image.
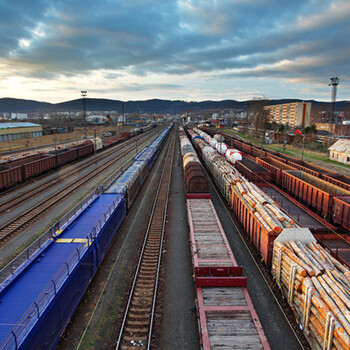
[235,158,271,185]
[76,143,94,158]
[187,197,270,349]
[0,166,22,190]
[251,145,267,158]
[24,155,56,179]
[102,136,124,148]
[333,196,350,231]
[56,148,79,166]
[286,159,337,178]
[230,187,278,265]
[322,173,350,192]
[256,157,294,186]
[265,152,288,164]
[282,170,350,219]
[240,142,253,155]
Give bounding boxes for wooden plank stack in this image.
[272,241,350,350]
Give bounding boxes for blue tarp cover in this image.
[0,193,123,344]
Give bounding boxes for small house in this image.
[329,139,350,165]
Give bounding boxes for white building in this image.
[10,113,28,120]
[86,115,107,124]
[329,139,350,165]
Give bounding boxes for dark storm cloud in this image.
[0,0,349,84]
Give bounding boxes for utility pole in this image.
[54,130,57,153]
[122,102,125,125]
[328,77,339,146]
[301,133,305,160]
[81,90,87,138]
[94,128,97,164]
[122,102,125,162]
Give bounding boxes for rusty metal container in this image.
[256,157,294,185]
[0,166,22,190]
[286,159,336,178]
[282,170,350,219]
[333,196,350,231]
[24,155,56,179]
[251,145,266,158]
[235,158,271,184]
[55,148,79,166]
[322,173,350,192]
[76,143,94,158]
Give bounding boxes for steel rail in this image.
[0,131,159,246]
[0,129,159,213]
[115,133,175,350]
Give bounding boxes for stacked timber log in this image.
[193,131,298,233]
[273,241,350,350]
[231,174,298,233]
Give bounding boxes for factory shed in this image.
[0,122,43,142]
[329,139,350,165]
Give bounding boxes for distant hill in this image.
[0,97,348,114]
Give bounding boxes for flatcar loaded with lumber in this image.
[272,229,350,350]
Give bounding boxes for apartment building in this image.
[264,102,311,129]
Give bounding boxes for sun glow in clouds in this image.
[0,0,348,102]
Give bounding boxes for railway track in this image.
[115,134,175,350]
[0,129,159,215]
[0,131,159,246]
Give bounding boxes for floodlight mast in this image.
[81,90,87,138]
[328,77,339,145]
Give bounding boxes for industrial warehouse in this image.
[0,122,43,142]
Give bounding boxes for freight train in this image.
[200,126,350,191]
[179,128,270,350]
[0,126,157,191]
[129,123,157,136]
[0,125,172,350]
[199,127,350,232]
[185,130,350,350]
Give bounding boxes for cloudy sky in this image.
[0,0,349,103]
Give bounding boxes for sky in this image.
[0,0,349,103]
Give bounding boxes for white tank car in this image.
[225,149,243,164]
[215,141,227,155]
[210,138,217,148]
[213,134,225,142]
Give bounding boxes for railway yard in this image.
[0,123,350,350]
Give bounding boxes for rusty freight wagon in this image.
[282,170,350,221]
[333,196,350,231]
[286,159,337,178]
[23,154,57,179]
[235,158,271,185]
[256,157,294,186]
[322,173,350,192]
[0,165,22,190]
